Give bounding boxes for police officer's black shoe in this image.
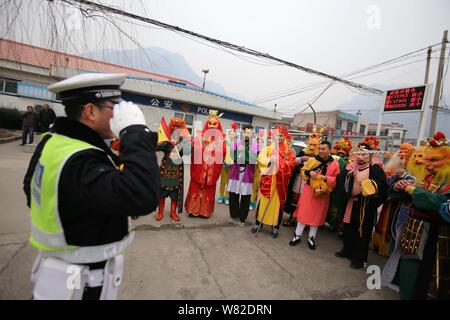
[307,236,316,250]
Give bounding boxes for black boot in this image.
[289,233,301,246]
[307,236,316,250]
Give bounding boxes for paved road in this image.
[0,140,398,300]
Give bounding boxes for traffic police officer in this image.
[23,73,160,299]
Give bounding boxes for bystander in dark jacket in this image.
[38,104,56,132]
[21,106,37,145]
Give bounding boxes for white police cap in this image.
[48,73,126,105]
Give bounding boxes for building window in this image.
[232,122,253,133]
[393,133,401,139]
[346,122,353,133]
[367,129,377,136]
[255,126,265,133]
[174,112,194,135]
[335,119,342,130]
[17,82,56,100]
[359,125,366,135]
[1,79,57,100]
[0,78,18,94]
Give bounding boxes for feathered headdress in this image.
[203,109,224,133]
[309,128,323,143]
[209,109,223,119]
[358,136,379,151]
[333,137,353,153]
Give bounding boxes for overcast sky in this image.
[2,0,450,128]
[124,0,450,109]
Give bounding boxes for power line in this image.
[57,0,383,95]
[283,81,336,115]
[252,44,445,103]
[257,56,428,104]
[278,60,428,114]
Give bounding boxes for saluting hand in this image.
[110,101,147,138]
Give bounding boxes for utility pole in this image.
[375,91,387,136]
[424,47,432,84]
[356,110,362,135]
[202,69,209,89]
[428,30,448,138]
[416,47,432,145]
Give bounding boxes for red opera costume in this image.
[184,110,226,218]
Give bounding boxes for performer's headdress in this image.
[309,128,323,143]
[358,136,379,151]
[169,117,190,139]
[204,109,224,131]
[277,125,291,140]
[304,128,323,156]
[333,137,353,154]
[422,132,450,189]
[428,131,449,148]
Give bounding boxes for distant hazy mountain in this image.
[84,48,448,136]
[85,47,248,101]
[339,84,449,138]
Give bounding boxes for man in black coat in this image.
[38,103,56,132]
[23,73,160,299]
[335,144,388,269]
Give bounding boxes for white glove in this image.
[110,101,147,138]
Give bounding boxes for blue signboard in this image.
[121,91,253,123]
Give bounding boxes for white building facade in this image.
[367,122,408,147]
[292,110,369,137]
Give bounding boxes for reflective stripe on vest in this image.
[40,232,135,264]
[30,133,132,263]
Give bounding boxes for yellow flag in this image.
[158,116,171,144]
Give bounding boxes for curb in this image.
[0,135,21,144]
